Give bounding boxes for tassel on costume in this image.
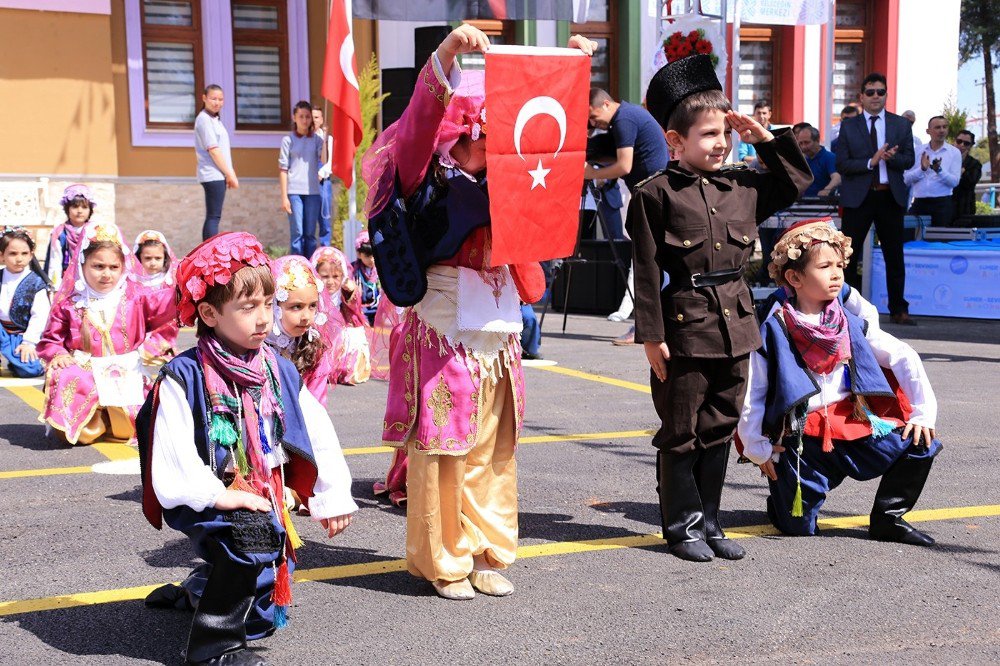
[821,413,834,453]
[863,405,896,440]
[791,482,804,518]
[791,430,805,518]
[282,506,304,550]
[272,561,292,629]
[209,413,238,446]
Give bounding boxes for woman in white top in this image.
[279,100,325,257]
[194,85,239,240]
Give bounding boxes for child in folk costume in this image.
[370,296,408,507]
[628,54,812,562]
[363,25,592,599]
[738,220,940,545]
[138,232,356,666]
[45,184,96,287]
[350,230,381,325]
[37,221,176,445]
[132,230,180,383]
[266,255,336,406]
[0,227,52,378]
[310,246,372,386]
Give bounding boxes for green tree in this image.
[971,136,991,165]
[333,53,389,248]
[960,0,1000,182]
[941,100,969,141]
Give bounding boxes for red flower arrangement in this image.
[175,232,271,326]
[663,28,719,67]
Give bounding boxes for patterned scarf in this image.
[60,223,86,271]
[196,334,286,495]
[782,299,852,375]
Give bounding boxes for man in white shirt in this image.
[904,115,962,227]
[901,109,923,155]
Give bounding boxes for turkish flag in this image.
[485,46,590,267]
[321,0,362,187]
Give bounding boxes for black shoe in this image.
[696,442,745,560]
[656,449,710,559]
[188,649,270,665]
[669,540,714,562]
[145,583,192,610]
[522,351,543,360]
[869,453,936,547]
[890,313,918,326]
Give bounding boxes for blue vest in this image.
[1,269,47,331]
[758,295,896,438]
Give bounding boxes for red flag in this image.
[322,0,363,187]
[485,46,590,266]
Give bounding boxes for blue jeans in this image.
[288,194,321,257]
[318,178,333,246]
[520,304,541,356]
[201,179,227,240]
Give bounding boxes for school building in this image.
[0,0,960,256]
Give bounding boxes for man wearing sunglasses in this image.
[835,72,917,325]
[952,129,983,223]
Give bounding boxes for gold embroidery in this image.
[426,376,454,427]
[60,377,79,412]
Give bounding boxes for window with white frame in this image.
[125,0,309,148]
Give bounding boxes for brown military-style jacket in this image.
[626,128,812,358]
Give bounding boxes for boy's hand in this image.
[48,353,75,370]
[902,423,935,448]
[320,514,352,538]
[568,34,598,56]
[726,111,773,144]
[644,341,670,382]
[15,343,38,364]
[214,489,272,512]
[281,196,292,214]
[758,444,785,481]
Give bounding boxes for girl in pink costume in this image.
[45,184,96,287]
[266,255,337,407]
[310,246,372,386]
[132,230,180,383]
[37,221,176,445]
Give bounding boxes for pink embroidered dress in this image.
[132,230,180,383]
[266,255,337,406]
[370,60,534,457]
[309,246,371,386]
[36,222,176,445]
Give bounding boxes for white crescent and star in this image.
[513,96,568,190]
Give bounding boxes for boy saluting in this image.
[627,54,812,562]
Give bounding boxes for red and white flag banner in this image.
[322,0,363,187]
[485,45,591,267]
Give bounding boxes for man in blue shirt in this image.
[585,88,669,192]
[796,125,841,197]
[738,99,772,164]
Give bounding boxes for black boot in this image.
[869,453,936,547]
[145,583,192,610]
[184,543,269,665]
[697,442,746,560]
[656,449,714,562]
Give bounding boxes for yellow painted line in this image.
[1,503,996,618]
[91,442,139,461]
[0,465,93,480]
[3,384,45,412]
[529,364,651,394]
[343,445,395,456]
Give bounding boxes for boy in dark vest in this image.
[628,54,813,562]
[738,219,940,545]
[137,232,357,666]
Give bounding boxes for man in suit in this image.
[835,72,916,325]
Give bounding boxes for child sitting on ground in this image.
[738,219,941,546]
[132,230,180,384]
[0,227,51,378]
[37,221,175,445]
[138,232,357,666]
[311,246,371,386]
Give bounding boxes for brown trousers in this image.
[650,355,750,454]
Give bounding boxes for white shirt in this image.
[151,375,358,520]
[903,141,962,198]
[863,111,889,185]
[316,128,334,180]
[738,291,937,465]
[0,268,51,345]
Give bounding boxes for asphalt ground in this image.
[0,311,998,665]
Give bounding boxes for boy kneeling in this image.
[138,233,357,665]
[738,220,940,545]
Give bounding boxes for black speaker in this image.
[381,68,416,127]
[551,240,632,314]
[414,25,451,69]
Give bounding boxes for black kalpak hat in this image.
[646,54,724,130]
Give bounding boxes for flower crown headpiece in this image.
[275,258,318,302]
[768,218,853,283]
[133,230,168,254]
[59,184,97,208]
[175,232,270,326]
[2,225,28,236]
